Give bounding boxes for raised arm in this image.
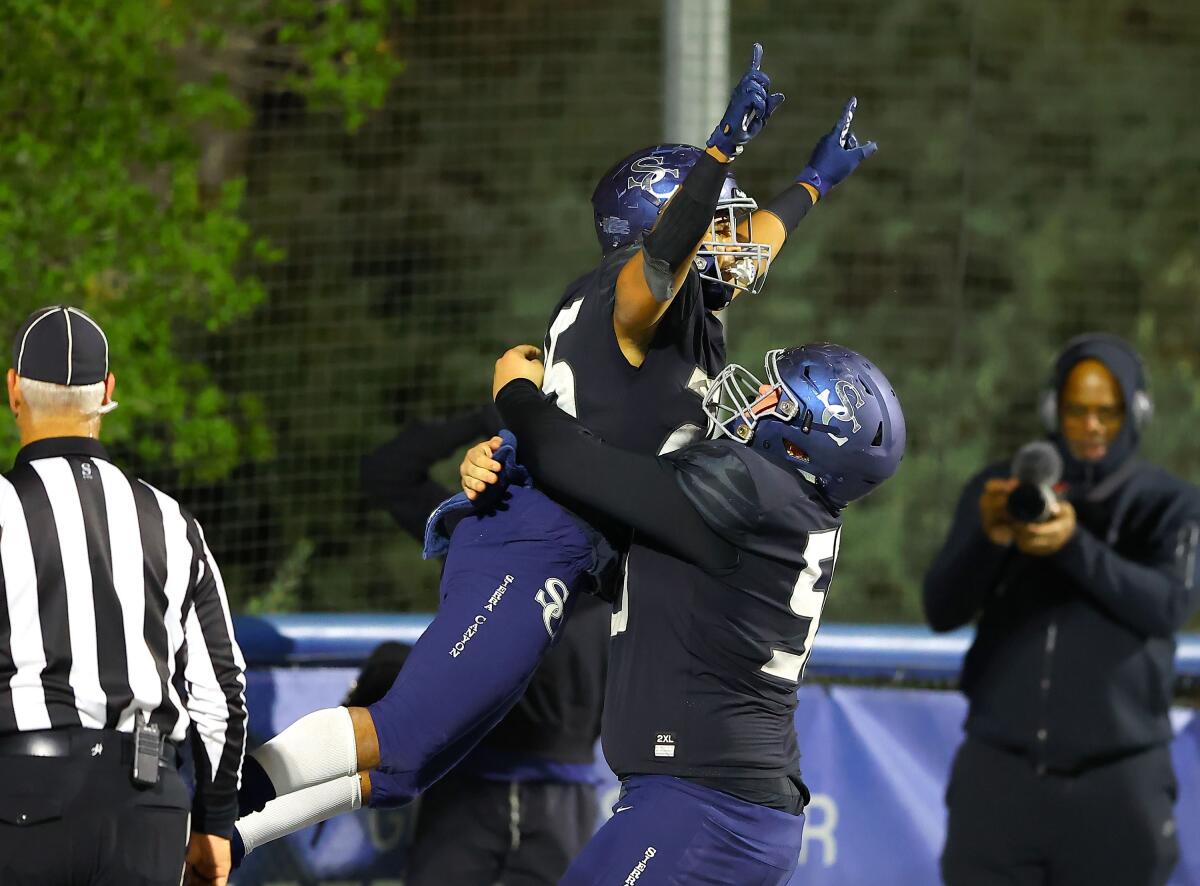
[614,43,783,362]
[614,147,732,356]
[751,97,878,272]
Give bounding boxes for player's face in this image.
[710,217,738,269]
[1059,358,1124,462]
[751,383,781,415]
[707,214,761,291]
[752,383,810,462]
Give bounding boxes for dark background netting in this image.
[152,3,668,613]
[4,0,1198,622]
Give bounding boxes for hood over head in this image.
[1048,333,1148,490]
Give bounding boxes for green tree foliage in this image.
[0,0,407,481]
[191,3,665,611]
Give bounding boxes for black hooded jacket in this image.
[923,335,1200,772]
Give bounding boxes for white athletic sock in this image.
[238,775,362,856]
[251,706,359,795]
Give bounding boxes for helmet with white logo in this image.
[591,144,772,309]
[703,343,906,508]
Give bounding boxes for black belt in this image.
[0,728,177,768]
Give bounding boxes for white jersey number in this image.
[760,527,841,684]
[610,552,631,637]
[612,527,840,676]
[542,298,583,418]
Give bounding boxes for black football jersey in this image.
[601,439,842,782]
[542,245,726,455]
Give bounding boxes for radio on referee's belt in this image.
[132,711,163,787]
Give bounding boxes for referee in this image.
[0,306,247,885]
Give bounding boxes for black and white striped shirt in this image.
[0,436,247,835]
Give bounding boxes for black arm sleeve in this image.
[922,470,1013,632]
[641,151,728,275]
[360,405,502,541]
[762,183,815,234]
[495,380,738,572]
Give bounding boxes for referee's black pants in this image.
[941,737,1179,886]
[405,771,598,886]
[0,731,189,885]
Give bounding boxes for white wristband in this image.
[251,706,358,796]
[238,774,362,855]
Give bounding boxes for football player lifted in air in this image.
[533,41,876,465]
[462,38,880,702]
[232,340,904,885]
[230,42,888,877]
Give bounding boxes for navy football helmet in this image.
[703,343,906,508]
[591,144,772,309]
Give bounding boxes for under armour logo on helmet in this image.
[818,380,866,446]
[621,156,681,200]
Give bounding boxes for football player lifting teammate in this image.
[234,339,905,886]
[230,44,890,883]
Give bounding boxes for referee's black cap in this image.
[11,305,110,386]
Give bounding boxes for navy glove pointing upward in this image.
[707,43,786,160]
[798,97,879,198]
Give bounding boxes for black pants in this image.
[405,772,598,886]
[0,748,189,885]
[942,738,1179,886]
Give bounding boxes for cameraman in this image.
[923,333,1200,886]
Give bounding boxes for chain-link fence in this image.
[726,0,1200,620]
[8,0,1199,622]
[146,2,670,613]
[143,0,1200,619]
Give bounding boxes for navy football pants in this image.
[562,775,805,885]
[366,485,597,809]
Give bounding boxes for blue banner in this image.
[232,616,1200,681]
[234,667,1199,885]
[791,687,1198,885]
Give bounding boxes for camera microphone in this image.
[1006,441,1063,523]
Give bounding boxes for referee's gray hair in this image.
[17,376,106,418]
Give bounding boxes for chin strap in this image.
[798,407,840,437]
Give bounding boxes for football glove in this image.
[706,43,785,160]
[797,97,878,198]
